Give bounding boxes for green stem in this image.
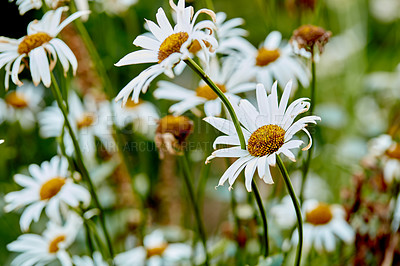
[49,73,114,259]
[178,154,210,266]
[184,58,246,150]
[251,180,269,257]
[299,58,316,203]
[84,221,95,255]
[184,58,269,258]
[276,155,303,266]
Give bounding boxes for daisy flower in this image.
[0,139,4,144]
[73,251,108,266]
[114,229,192,266]
[292,199,355,253]
[99,0,139,16]
[112,97,159,138]
[11,0,90,19]
[0,7,89,89]
[291,24,331,59]
[114,0,217,105]
[204,81,320,191]
[7,211,82,266]
[4,156,91,231]
[38,91,115,160]
[0,80,43,130]
[154,56,256,117]
[367,134,400,183]
[222,31,310,91]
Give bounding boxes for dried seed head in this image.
[155,115,194,158]
[291,24,331,54]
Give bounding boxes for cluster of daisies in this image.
[0,0,359,264]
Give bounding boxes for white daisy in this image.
[38,91,115,160]
[73,251,108,266]
[4,156,91,231]
[214,12,249,56]
[115,229,192,266]
[154,55,256,117]
[0,80,43,130]
[0,139,4,144]
[0,7,89,89]
[204,81,320,191]
[112,97,159,138]
[221,31,309,91]
[114,0,217,105]
[98,0,138,16]
[292,199,355,253]
[11,0,90,19]
[367,134,400,183]
[7,211,82,266]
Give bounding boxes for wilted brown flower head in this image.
[291,24,331,55]
[155,115,194,158]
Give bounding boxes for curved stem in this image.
[251,180,269,257]
[299,59,316,203]
[184,58,246,150]
[178,154,210,266]
[276,155,303,266]
[184,58,269,258]
[50,73,114,259]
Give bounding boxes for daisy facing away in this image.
[154,55,256,117]
[0,7,89,89]
[204,81,321,191]
[114,0,217,105]
[4,156,91,231]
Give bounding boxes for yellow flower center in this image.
[188,39,211,54]
[386,143,400,160]
[125,98,142,109]
[48,235,66,253]
[247,125,285,157]
[157,115,193,143]
[18,32,53,55]
[255,48,280,66]
[40,177,66,200]
[158,32,189,63]
[146,243,168,258]
[195,83,227,100]
[77,113,95,129]
[5,92,29,109]
[306,203,333,226]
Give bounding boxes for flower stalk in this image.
[178,153,210,266]
[299,57,316,203]
[276,154,303,266]
[49,73,114,259]
[184,57,269,257]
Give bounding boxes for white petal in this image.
[244,158,258,191]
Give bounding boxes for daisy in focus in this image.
[0,7,89,89]
[4,156,91,231]
[154,56,256,117]
[204,81,320,191]
[114,0,217,105]
[223,31,310,91]
[7,212,83,266]
[0,81,43,130]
